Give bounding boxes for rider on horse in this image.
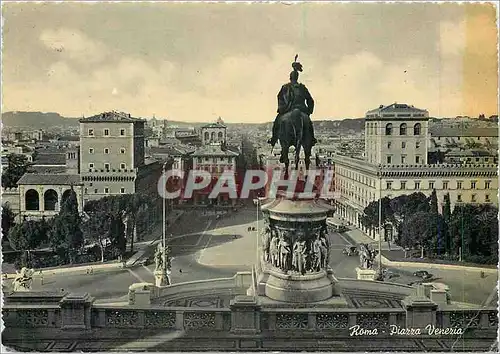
[268,58,317,147]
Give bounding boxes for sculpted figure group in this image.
[359,243,377,270]
[262,224,330,274]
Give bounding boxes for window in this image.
[88,129,94,136]
[399,123,407,135]
[387,142,392,149]
[104,148,109,154]
[485,181,491,189]
[89,163,94,169]
[385,123,393,136]
[94,188,98,194]
[120,129,125,136]
[429,181,435,189]
[401,155,406,164]
[104,187,110,194]
[485,194,490,202]
[120,188,125,194]
[443,181,449,189]
[386,181,392,190]
[400,181,406,189]
[471,181,477,189]
[471,194,476,202]
[104,129,110,136]
[415,155,421,164]
[89,148,94,154]
[84,188,88,194]
[120,163,126,169]
[120,148,126,154]
[401,141,406,149]
[104,163,110,170]
[457,194,462,202]
[414,181,421,189]
[457,181,463,189]
[386,155,392,164]
[413,123,421,135]
[415,141,421,149]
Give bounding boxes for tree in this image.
[49,187,83,264]
[427,189,441,255]
[401,211,434,257]
[8,219,48,251]
[114,194,150,253]
[2,203,16,240]
[2,154,31,188]
[109,213,126,259]
[360,197,392,230]
[389,192,429,242]
[442,193,452,254]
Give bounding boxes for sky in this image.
[2,2,498,123]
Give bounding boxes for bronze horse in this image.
[278,108,314,179]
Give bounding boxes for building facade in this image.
[333,103,498,241]
[79,111,147,201]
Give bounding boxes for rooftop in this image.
[17,173,82,186]
[33,153,66,165]
[79,111,145,123]
[366,103,428,118]
[192,144,239,157]
[202,122,227,129]
[429,125,498,138]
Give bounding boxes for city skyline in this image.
[2,2,498,123]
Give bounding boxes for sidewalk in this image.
[330,215,401,251]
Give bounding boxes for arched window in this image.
[385,123,393,136]
[413,123,421,136]
[211,132,216,141]
[204,132,209,141]
[61,189,72,206]
[43,189,58,211]
[217,131,223,140]
[25,189,40,211]
[399,123,407,135]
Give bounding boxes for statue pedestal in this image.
[355,267,377,281]
[264,268,335,303]
[154,270,170,287]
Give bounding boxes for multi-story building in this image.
[333,103,498,241]
[79,111,161,202]
[189,121,239,205]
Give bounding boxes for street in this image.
[7,206,496,305]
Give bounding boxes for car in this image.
[342,246,358,256]
[413,270,433,279]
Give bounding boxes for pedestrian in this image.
[39,270,44,285]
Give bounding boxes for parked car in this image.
[413,270,433,279]
[342,246,358,256]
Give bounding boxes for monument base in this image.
[255,266,342,303]
[356,267,377,281]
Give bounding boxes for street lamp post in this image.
[162,162,169,284]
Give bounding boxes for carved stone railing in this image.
[91,305,231,331]
[2,291,498,338]
[259,308,406,332]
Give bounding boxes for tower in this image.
[364,103,430,166]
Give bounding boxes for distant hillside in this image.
[1,111,366,132]
[2,111,79,129]
[315,118,365,132]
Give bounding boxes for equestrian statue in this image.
[268,55,317,178]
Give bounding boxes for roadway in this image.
[7,206,495,305]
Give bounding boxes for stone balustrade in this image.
[3,291,498,335]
